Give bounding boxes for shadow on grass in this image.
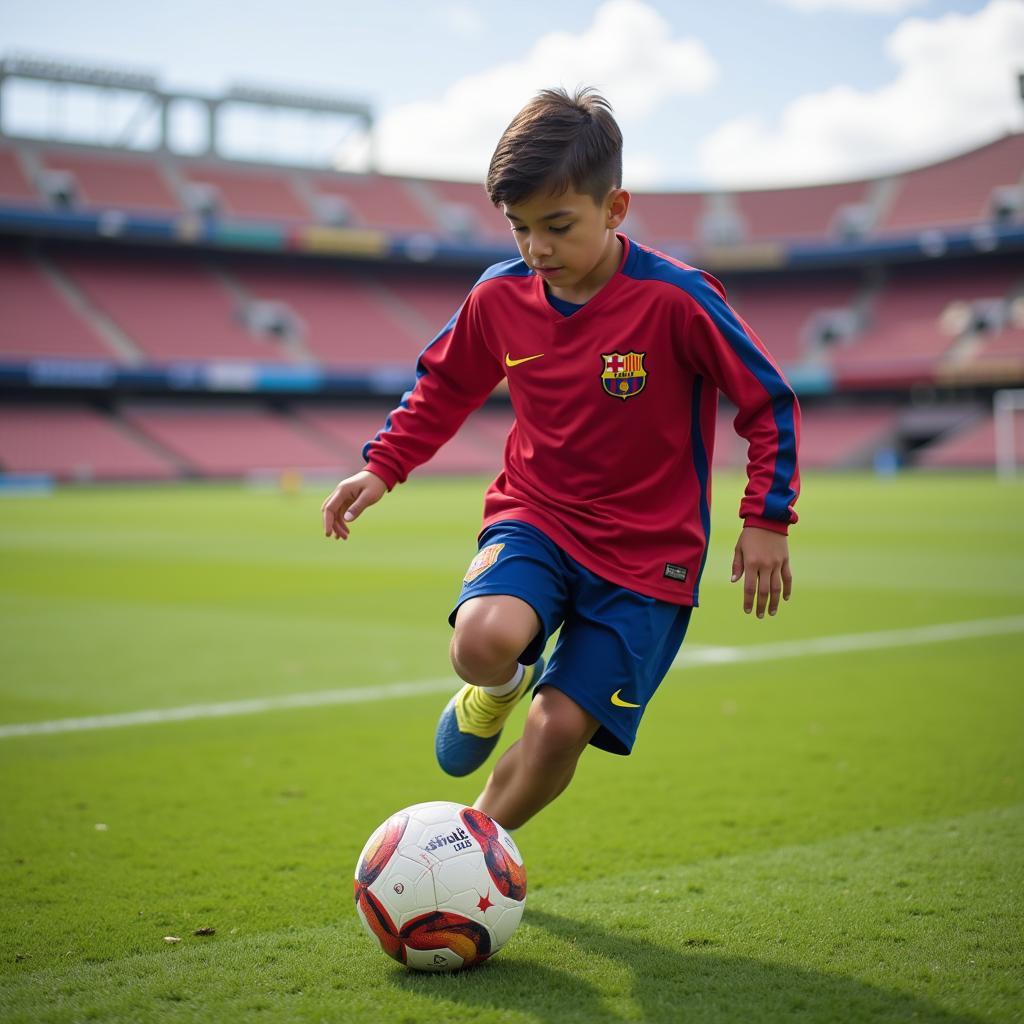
[389,907,983,1024]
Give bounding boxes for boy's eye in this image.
[549,225,571,234]
[511,225,527,233]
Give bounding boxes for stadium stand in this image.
[830,261,1024,387]
[957,320,1024,380]
[55,251,293,363]
[378,271,476,337]
[917,412,1024,469]
[713,404,899,471]
[300,405,511,475]
[0,406,177,479]
[731,180,870,242]
[0,247,118,361]
[308,173,438,233]
[2,121,1022,482]
[40,148,181,213]
[121,405,341,476]
[794,406,900,469]
[0,146,39,204]
[725,273,862,367]
[231,263,422,366]
[623,192,704,246]
[420,178,509,242]
[876,134,1024,234]
[180,164,309,221]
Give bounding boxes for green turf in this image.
[0,472,1022,1023]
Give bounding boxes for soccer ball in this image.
[353,801,527,972]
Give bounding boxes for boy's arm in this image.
[680,275,801,617]
[361,293,504,491]
[321,290,504,537]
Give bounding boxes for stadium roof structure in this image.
[0,54,374,169]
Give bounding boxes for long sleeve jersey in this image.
[363,234,800,606]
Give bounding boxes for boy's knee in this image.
[450,629,520,683]
[450,596,539,683]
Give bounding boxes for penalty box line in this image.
[1,614,1022,741]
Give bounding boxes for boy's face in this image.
[501,185,630,300]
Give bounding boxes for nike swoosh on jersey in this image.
[505,352,545,367]
[610,690,642,708]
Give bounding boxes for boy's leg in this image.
[436,522,568,777]
[471,567,693,828]
[474,687,598,830]
[449,594,540,688]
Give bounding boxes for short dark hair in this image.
[486,86,623,208]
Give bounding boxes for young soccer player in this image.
[322,87,800,831]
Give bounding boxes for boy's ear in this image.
[606,188,630,229]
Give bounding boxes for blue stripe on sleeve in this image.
[625,244,798,522]
[689,375,712,604]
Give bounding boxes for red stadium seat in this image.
[917,414,1024,469]
[877,135,1024,234]
[0,406,177,479]
[0,249,119,362]
[0,146,41,205]
[55,252,292,363]
[40,149,181,213]
[122,406,342,476]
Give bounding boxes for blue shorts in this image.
[449,521,692,756]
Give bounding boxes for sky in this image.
[1,0,1022,190]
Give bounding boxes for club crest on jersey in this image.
[464,543,504,583]
[600,351,647,400]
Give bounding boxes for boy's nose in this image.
[529,238,553,259]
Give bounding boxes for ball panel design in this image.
[354,886,405,964]
[460,807,527,901]
[355,811,409,886]
[399,910,491,967]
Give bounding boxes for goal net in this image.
[994,388,1024,479]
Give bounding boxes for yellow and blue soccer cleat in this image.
[434,657,545,777]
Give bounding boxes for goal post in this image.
[994,388,1024,480]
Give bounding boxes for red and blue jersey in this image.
[363,234,800,606]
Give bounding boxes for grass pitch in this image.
[0,472,1022,1023]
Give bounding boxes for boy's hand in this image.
[731,527,792,618]
[321,470,387,540]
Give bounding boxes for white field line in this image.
[676,613,1024,667]
[2,615,1022,741]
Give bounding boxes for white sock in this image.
[482,663,524,698]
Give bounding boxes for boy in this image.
[322,87,799,831]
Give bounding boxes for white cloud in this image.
[374,0,717,181]
[776,0,926,13]
[698,0,1024,188]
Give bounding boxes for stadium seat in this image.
[299,405,511,476]
[122,405,342,477]
[230,263,423,367]
[917,413,1024,469]
[0,248,120,362]
[308,173,437,234]
[877,134,1024,234]
[831,262,1023,387]
[0,145,41,205]
[731,180,870,242]
[55,252,293,364]
[180,164,310,220]
[725,273,861,367]
[0,406,177,480]
[40,149,181,213]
